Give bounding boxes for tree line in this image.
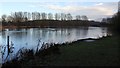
[1,12,88,23]
[110,12,120,34]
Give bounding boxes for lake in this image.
[0,27,111,63]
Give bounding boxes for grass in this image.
[43,36,120,66]
[2,35,120,67]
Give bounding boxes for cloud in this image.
[45,5,81,13]
[0,0,119,2]
[89,6,114,15]
[28,5,36,8]
[44,3,116,15]
[39,2,117,21]
[95,3,103,5]
[0,2,117,21]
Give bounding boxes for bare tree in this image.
[35,12,40,20]
[10,12,30,22]
[1,14,7,22]
[81,15,88,21]
[41,12,47,20]
[66,13,72,20]
[55,13,60,20]
[10,12,16,22]
[0,18,2,22]
[6,16,13,22]
[32,12,36,20]
[12,12,24,22]
[48,13,53,20]
[17,12,24,22]
[61,13,66,20]
[27,12,31,20]
[23,12,28,21]
[76,15,81,20]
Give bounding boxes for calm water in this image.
[0,27,111,62]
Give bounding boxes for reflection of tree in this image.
[42,29,47,38]
[66,28,72,36]
[61,29,67,36]
[78,27,88,38]
[106,28,112,36]
[101,27,107,36]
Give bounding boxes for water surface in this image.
[0,27,111,62]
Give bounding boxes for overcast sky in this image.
[0,0,119,21]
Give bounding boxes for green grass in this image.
[23,36,120,66]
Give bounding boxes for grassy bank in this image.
[45,36,120,66]
[2,35,120,67]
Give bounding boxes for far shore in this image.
[1,20,108,30]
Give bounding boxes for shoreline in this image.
[1,25,107,31]
[1,20,108,30]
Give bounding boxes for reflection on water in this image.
[0,27,111,62]
[1,27,110,49]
